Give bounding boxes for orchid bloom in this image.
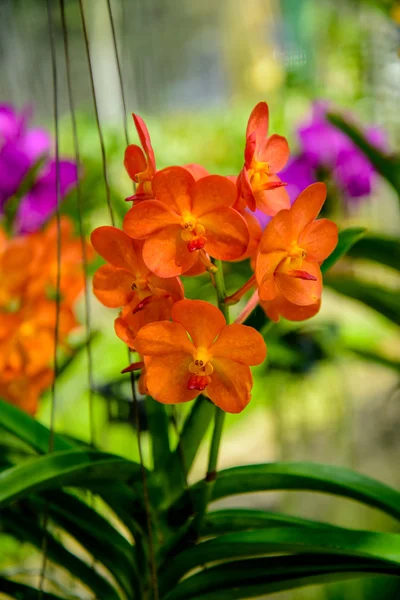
[124,113,157,202]
[123,167,249,278]
[255,182,338,309]
[133,299,266,413]
[91,226,183,308]
[237,102,290,216]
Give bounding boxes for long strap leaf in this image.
[168,462,400,525]
[163,554,400,600]
[160,526,400,592]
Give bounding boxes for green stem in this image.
[206,407,225,482]
[193,260,228,535]
[213,259,229,321]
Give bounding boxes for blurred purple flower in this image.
[15,161,78,234]
[281,102,387,204]
[0,104,77,233]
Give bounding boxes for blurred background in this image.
[1,0,400,598]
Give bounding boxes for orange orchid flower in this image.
[124,112,209,202]
[133,299,266,413]
[237,101,290,216]
[0,367,53,415]
[123,167,249,278]
[115,294,179,349]
[124,113,157,201]
[255,182,338,309]
[260,293,321,323]
[91,226,183,308]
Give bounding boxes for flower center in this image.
[187,350,213,391]
[180,217,207,252]
[131,276,149,291]
[249,160,271,192]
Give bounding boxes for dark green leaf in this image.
[0,449,141,507]
[321,228,366,274]
[0,577,65,600]
[202,508,340,537]
[4,507,122,600]
[160,526,400,592]
[346,233,400,272]
[168,462,400,526]
[162,397,214,500]
[325,276,400,325]
[164,554,400,600]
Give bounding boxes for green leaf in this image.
[146,395,171,477]
[321,227,366,274]
[0,397,73,454]
[346,233,400,272]
[162,397,214,500]
[4,507,122,600]
[202,508,340,537]
[348,347,400,373]
[0,577,65,600]
[168,462,400,526]
[0,399,144,532]
[327,113,400,194]
[0,449,141,507]
[325,276,400,325]
[164,554,400,600]
[160,526,400,592]
[28,492,139,598]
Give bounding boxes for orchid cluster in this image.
[92,102,338,414]
[0,104,77,233]
[0,217,92,414]
[281,102,386,205]
[0,105,89,414]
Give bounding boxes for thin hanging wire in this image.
[60,0,95,448]
[106,0,129,145]
[38,0,62,595]
[106,2,159,596]
[78,0,115,226]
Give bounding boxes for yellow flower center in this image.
[248,159,271,192]
[187,350,213,391]
[131,277,149,291]
[180,215,207,251]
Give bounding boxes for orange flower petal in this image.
[237,169,256,212]
[123,200,180,239]
[192,175,237,216]
[200,208,249,261]
[114,315,137,348]
[207,357,253,414]
[255,249,287,301]
[171,299,226,348]
[115,296,176,348]
[276,261,322,306]
[132,113,156,172]
[244,131,257,167]
[262,134,290,172]
[152,166,195,214]
[124,144,147,180]
[93,264,134,307]
[235,210,262,261]
[183,163,210,180]
[142,226,198,277]
[145,353,199,404]
[210,323,266,365]
[91,226,143,271]
[260,294,321,322]
[148,273,184,302]
[259,209,292,254]
[289,183,327,238]
[246,101,269,141]
[255,180,291,216]
[134,321,195,356]
[299,219,339,262]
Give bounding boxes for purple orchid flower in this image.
[0,104,78,233]
[280,101,387,204]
